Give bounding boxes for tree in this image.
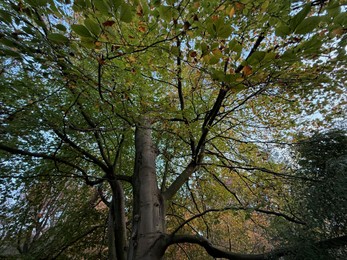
[0,0,346,259]
[266,130,347,260]
[1,166,108,259]
[296,130,347,228]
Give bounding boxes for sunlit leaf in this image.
[119,3,133,23]
[84,19,101,36]
[275,24,291,37]
[295,16,321,34]
[71,24,92,38]
[94,0,111,14]
[248,51,266,65]
[289,4,311,31]
[47,33,69,43]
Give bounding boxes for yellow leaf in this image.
[136,5,143,16]
[212,48,222,57]
[128,55,136,63]
[203,55,211,63]
[217,5,225,11]
[187,31,194,37]
[229,7,235,18]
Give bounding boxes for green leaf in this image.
[0,10,12,24]
[0,49,21,57]
[24,0,47,8]
[229,39,242,53]
[71,24,92,37]
[200,42,209,55]
[289,4,311,31]
[326,1,341,18]
[211,70,225,81]
[209,18,232,39]
[275,24,290,37]
[295,16,321,34]
[0,38,18,48]
[334,12,347,26]
[263,52,277,62]
[22,26,34,35]
[216,18,232,38]
[119,3,133,23]
[170,46,179,56]
[94,0,111,14]
[209,55,220,65]
[217,26,232,38]
[55,24,67,32]
[73,0,87,11]
[47,33,69,43]
[281,50,296,61]
[248,51,266,65]
[84,19,101,36]
[300,36,322,54]
[110,0,123,10]
[80,39,96,49]
[158,6,178,22]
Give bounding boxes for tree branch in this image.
[52,225,103,259]
[162,161,197,200]
[0,143,103,186]
[53,129,109,173]
[163,34,267,201]
[171,205,305,236]
[68,87,112,168]
[168,234,347,260]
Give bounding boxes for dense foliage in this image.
[0,0,346,259]
[297,131,347,239]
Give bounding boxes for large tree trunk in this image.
[128,119,166,260]
[108,180,127,260]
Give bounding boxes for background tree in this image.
[271,130,347,259]
[0,0,346,259]
[0,161,108,259]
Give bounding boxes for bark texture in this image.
[128,119,166,260]
[108,180,127,260]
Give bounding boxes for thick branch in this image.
[196,33,266,157]
[169,234,266,259]
[162,161,197,201]
[164,34,266,201]
[168,234,347,260]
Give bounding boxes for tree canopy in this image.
[0,0,346,259]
